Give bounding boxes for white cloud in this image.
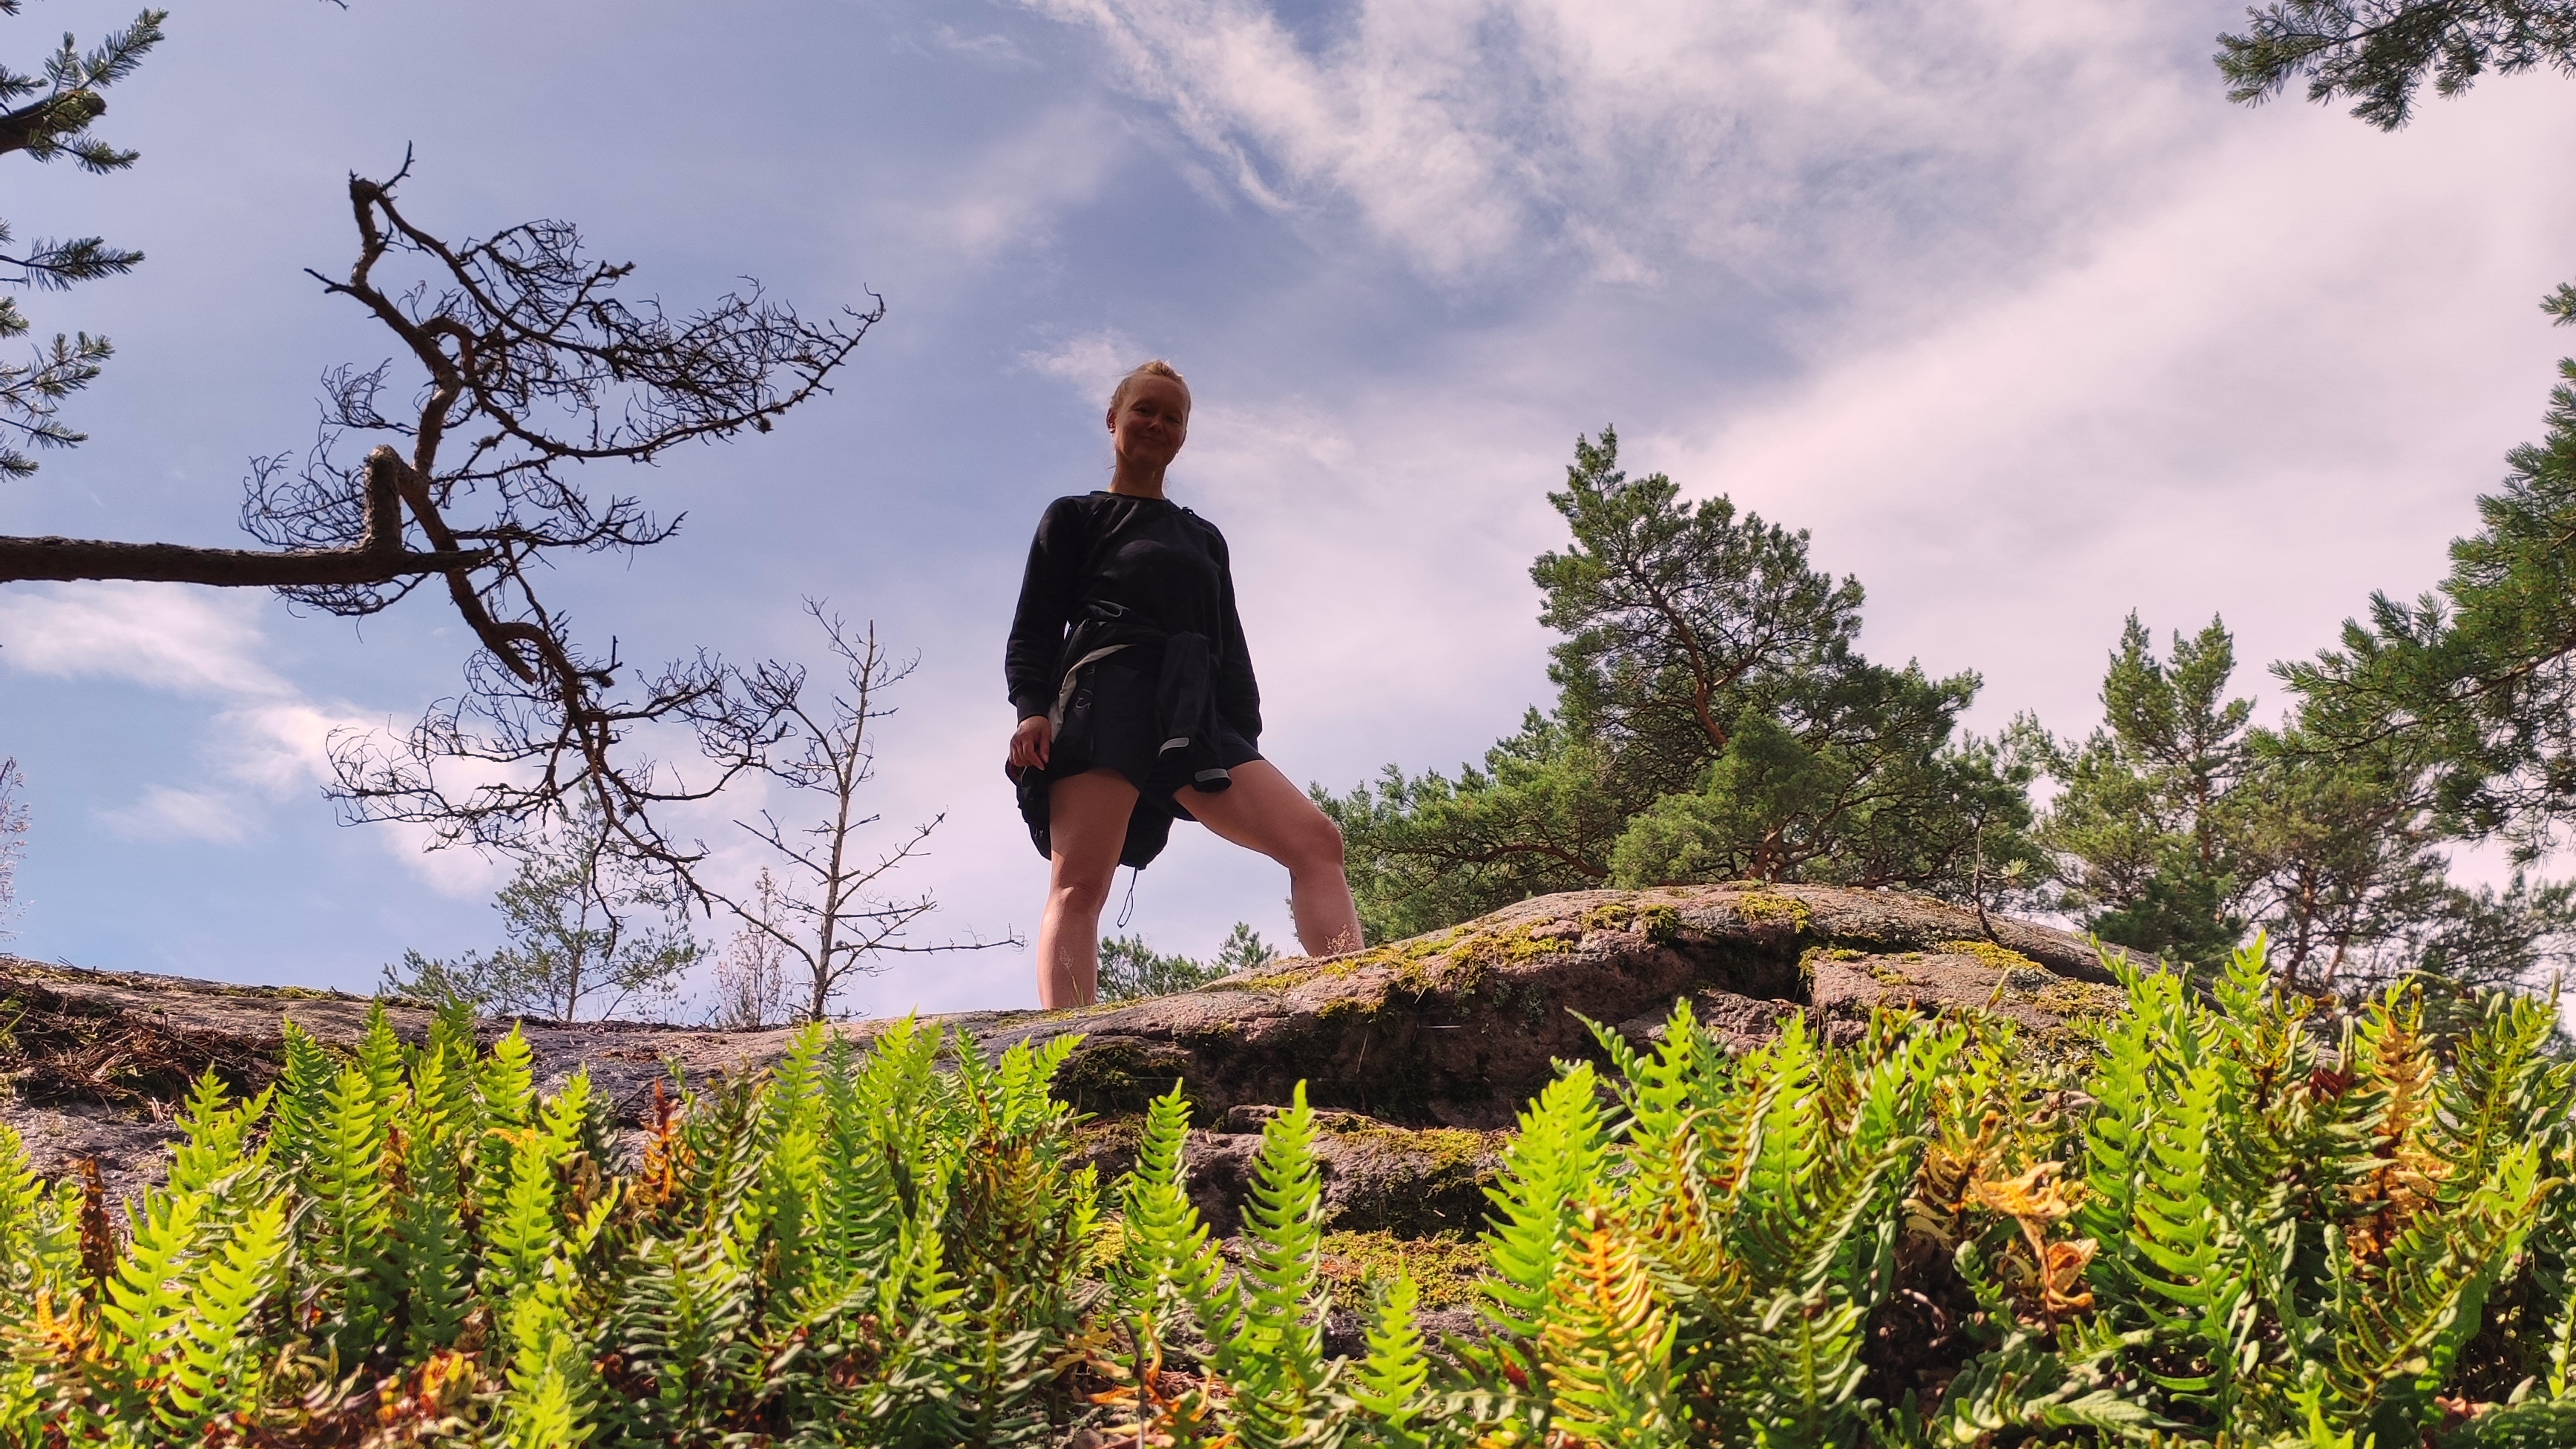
[1020,328,1143,403]
[1022,0,2200,289]
[1645,83,2576,739]
[884,103,1128,265]
[99,786,254,847]
[0,582,291,700]
[930,23,1039,68]
[0,584,500,893]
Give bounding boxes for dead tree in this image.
[0,159,878,862]
[702,605,1005,1022]
[0,755,26,938]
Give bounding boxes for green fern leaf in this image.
[1480,1062,1607,1342]
[161,1195,286,1431]
[1538,1207,1686,1448]
[1225,1082,1338,1449]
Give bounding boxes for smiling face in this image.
[1108,372,1191,473]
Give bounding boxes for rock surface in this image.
[0,883,2130,1209]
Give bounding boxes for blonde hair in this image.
[1108,358,1189,418]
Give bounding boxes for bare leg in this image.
[1037,768,1140,1008]
[1176,758,1364,957]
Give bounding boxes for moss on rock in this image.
[1051,1037,1202,1118]
[1318,1229,1488,1310]
[1733,891,1812,932]
[1939,939,2046,976]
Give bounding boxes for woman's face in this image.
[1109,375,1191,470]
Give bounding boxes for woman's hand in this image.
[1008,714,1053,772]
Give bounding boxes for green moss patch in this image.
[1318,1229,1489,1310]
[1939,938,2046,976]
[1051,1038,1200,1117]
[1581,901,1684,943]
[1733,891,1812,932]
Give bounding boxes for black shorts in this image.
[1015,657,1262,868]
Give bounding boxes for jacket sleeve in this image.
[1211,528,1264,744]
[1005,499,1081,721]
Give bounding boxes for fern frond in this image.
[1537,1207,1685,1448]
[1226,1082,1338,1449]
[1347,1272,1433,1445]
[1919,1331,2165,1442]
[270,1016,339,1172]
[99,1185,208,1387]
[2322,1141,2549,1436]
[0,1123,43,1292]
[161,1196,286,1431]
[165,1070,275,1200]
[1480,1062,1607,1342]
[305,1058,397,1353]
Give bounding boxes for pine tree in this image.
[1325,430,2041,939]
[2040,615,2258,969]
[2287,295,2576,865]
[2218,0,2576,132]
[0,5,163,476]
[2043,615,2574,999]
[385,791,703,1022]
[2203,16,2576,1006]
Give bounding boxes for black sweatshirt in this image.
[1004,491,1262,743]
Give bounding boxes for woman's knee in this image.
[1283,809,1345,874]
[1048,871,1117,917]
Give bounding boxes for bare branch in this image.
[269,166,877,856]
[683,605,1013,1020]
[6,446,482,584]
[3,157,875,898]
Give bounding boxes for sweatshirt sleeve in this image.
[1210,528,1264,744]
[1005,499,1082,721]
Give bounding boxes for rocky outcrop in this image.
[998,884,2126,1129]
[0,883,2132,1209]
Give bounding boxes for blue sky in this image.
[5,0,2576,1014]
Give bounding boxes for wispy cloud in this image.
[99,786,255,847]
[929,22,1040,69]
[1646,85,2576,734]
[1020,0,2199,288]
[0,585,346,840]
[0,581,292,700]
[1019,328,1143,401]
[885,103,1128,265]
[0,584,500,893]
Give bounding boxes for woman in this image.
[1005,360,1363,1007]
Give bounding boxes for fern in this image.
[0,1123,42,1291]
[1480,1062,1608,1344]
[160,1195,286,1432]
[1538,1207,1685,1448]
[306,1057,398,1357]
[390,1036,473,1364]
[100,1185,207,1381]
[1224,1082,1340,1449]
[1348,1272,1435,1447]
[608,1230,760,1433]
[1107,1082,1228,1440]
[1910,1331,2166,1444]
[2322,1141,2549,1438]
[269,1016,339,1174]
[163,1070,273,1202]
[15,945,2576,1445]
